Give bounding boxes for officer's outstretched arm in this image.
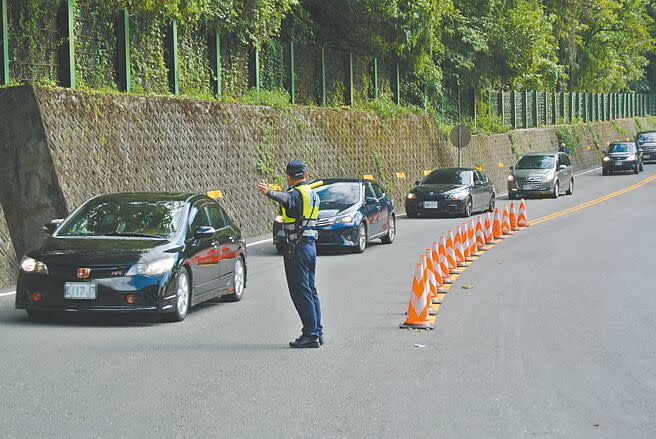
[265,190,295,210]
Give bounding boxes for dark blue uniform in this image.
[267,182,322,339]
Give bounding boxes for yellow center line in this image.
[531,174,656,226]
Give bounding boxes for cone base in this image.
[443,278,453,284]
[457,263,467,267]
[431,298,442,304]
[400,322,434,330]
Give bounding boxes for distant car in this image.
[16,192,247,322]
[635,131,656,163]
[507,152,574,199]
[405,168,496,217]
[273,179,396,254]
[602,141,643,175]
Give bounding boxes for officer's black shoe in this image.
[319,335,324,346]
[289,335,320,348]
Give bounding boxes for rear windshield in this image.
[57,199,186,238]
[315,183,361,210]
[422,170,473,185]
[637,133,656,143]
[515,155,555,169]
[608,143,635,153]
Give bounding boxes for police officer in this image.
[256,160,323,348]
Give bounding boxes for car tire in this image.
[552,181,560,199]
[463,196,473,217]
[489,194,496,211]
[566,178,574,195]
[352,223,367,253]
[164,268,191,322]
[381,215,396,244]
[223,257,245,302]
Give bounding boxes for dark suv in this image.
[636,131,656,163]
[602,141,643,175]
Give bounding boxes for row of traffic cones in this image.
[401,199,530,330]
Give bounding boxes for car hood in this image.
[512,168,553,178]
[411,184,467,196]
[317,205,359,219]
[38,237,179,266]
[608,152,632,158]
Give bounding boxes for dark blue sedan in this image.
[273,179,396,253]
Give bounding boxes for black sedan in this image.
[405,168,496,217]
[636,131,656,163]
[16,192,247,322]
[273,179,396,253]
[602,141,643,175]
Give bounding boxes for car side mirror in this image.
[509,165,514,171]
[365,197,378,205]
[558,165,567,170]
[414,180,420,186]
[194,226,216,239]
[43,219,64,235]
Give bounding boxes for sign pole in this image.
[458,126,462,167]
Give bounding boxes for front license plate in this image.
[522,184,534,190]
[614,160,622,166]
[423,201,438,209]
[65,282,97,300]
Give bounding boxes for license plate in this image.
[522,184,534,190]
[614,160,622,166]
[65,282,97,300]
[423,201,438,209]
[644,154,650,159]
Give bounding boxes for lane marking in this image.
[0,291,16,297]
[532,173,656,226]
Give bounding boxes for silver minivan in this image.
[507,152,574,199]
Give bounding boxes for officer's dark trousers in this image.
[283,239,322,337]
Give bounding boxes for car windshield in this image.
[638,133,656,143]
[57,199,186,238]
[515,155,555,169]
[608,143,634,153]
[315,182,361,210]
[422,170,472,185]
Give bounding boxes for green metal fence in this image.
[0,1,654,122]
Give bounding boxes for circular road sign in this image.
[449,125,472,149]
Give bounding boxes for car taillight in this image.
[31,292,42,302]
[124,294,137,305]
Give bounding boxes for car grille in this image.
[48,265,132,280]
[316,218,332,227]
[641,145,656,153]
[515,177,542,190]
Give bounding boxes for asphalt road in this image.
[1,165,655,438]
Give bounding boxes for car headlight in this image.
[448,190,469,200]
[406,193,417,200]
[127,258,176,276]
[20,256,48,274]
[334,215,354,224]
[507,175,515,182]
[603,156,610,162]
[627,154,636,160]
[274,215,284,223]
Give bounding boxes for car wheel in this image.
[164,268,190,322]
[381,215,396,244]
[223,257,245,302]
[489,194,496,211]
[463,196,473,217]
[352,223,367,253]
[552,181,559,199]
[566,178,574,195]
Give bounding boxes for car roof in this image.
[321,178,371,184]
[520,152,556,157]
[429,167,475,172]
[91,192,200,203]
[636,131,656,136]
[610,140,635,144]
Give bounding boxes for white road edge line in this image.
[245,167,602,248]
[0,291,16,297]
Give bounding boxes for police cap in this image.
[285,160,308,177]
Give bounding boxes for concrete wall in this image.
[0,85,654,287]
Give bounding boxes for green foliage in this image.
[356,96,422,119]
[556,125,575,153]
[229,88,291,110]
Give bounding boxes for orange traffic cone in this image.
[502,205,513,235]
[517,199,529,227]
[461,223,473,262]
[400,262,434,330]
[509,203,520,231]
[469,218,479,256]
[446,231,461,273]
[419,254,437,315]
[438,236,454,283]
[475,216,487,251]
[430,243,447,292]
[493,208,504,239]
[485,212,495,245]
[425,249,443,302]
[454,227,467,267]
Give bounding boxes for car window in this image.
[188,204,211,237]
[516,155,555,169]
[638,133,656,143]
[315,182,361,210]
[207,203,228,229]
[477,171,488,182]
[422,169,473,185]
[372,183,385,198]
[608,143,635,153]
[365,183,376,198]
